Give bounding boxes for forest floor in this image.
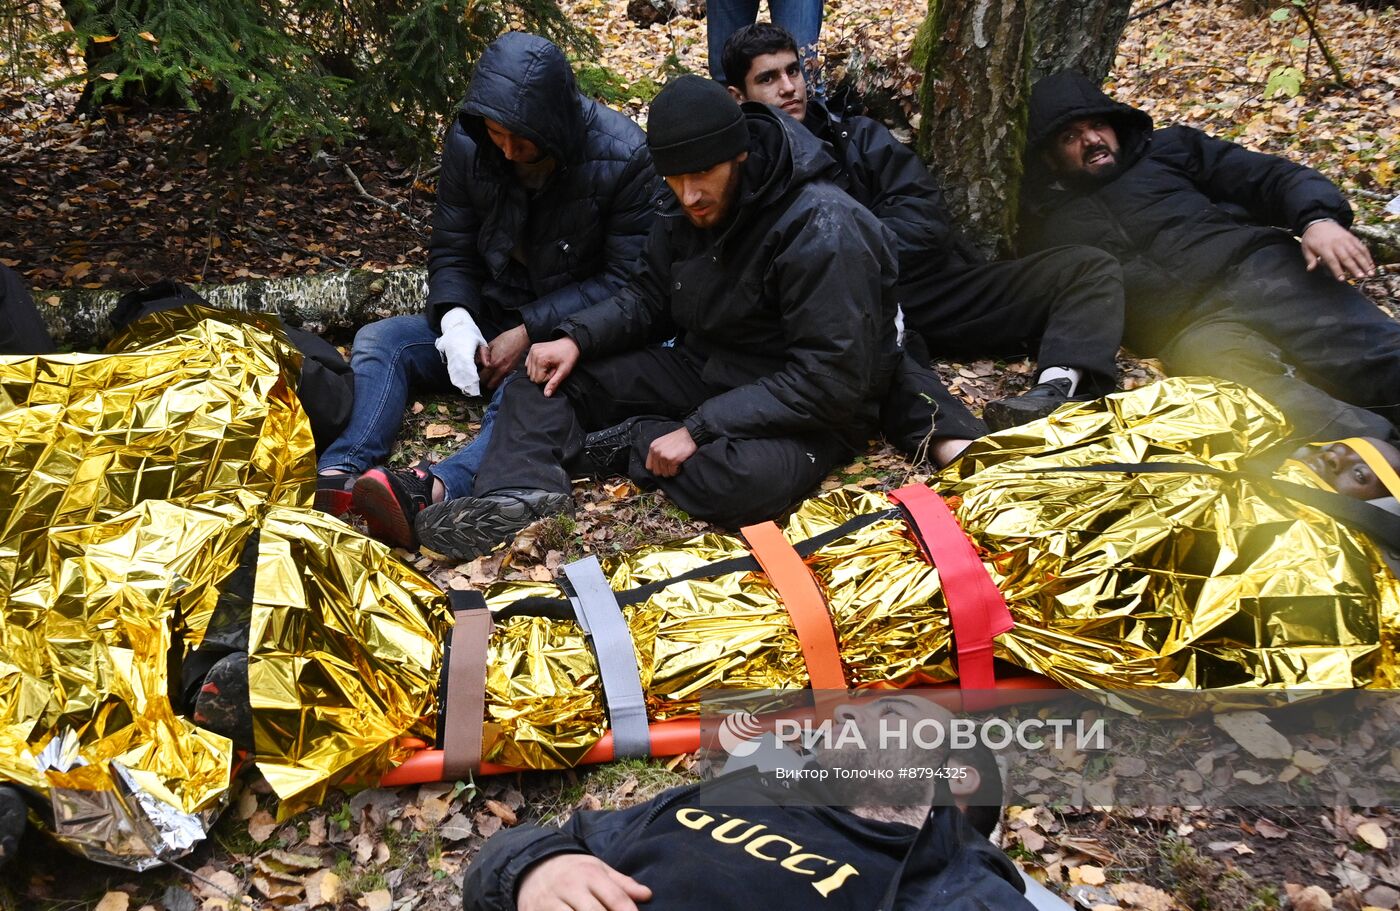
[2,1,1400,910]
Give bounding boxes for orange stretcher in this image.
[379,484,1067,785]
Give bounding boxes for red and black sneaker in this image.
[192,651,254,752]
[315,474,356,516]
[353,463,435,549]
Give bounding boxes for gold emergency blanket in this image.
[478,378,1399,769]
[0,307,450,868]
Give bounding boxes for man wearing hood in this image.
[411,76,904,561]
[1021,70,1400,444]
[721,23,1128,432]
[316,33,661,549]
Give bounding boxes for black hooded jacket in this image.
[461,768,1033,911]
[802,99,982,282]
[559,103,900,448]
[1020,71,1353,318]
[426,33,661,338]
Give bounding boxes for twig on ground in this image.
[343,162,425,229]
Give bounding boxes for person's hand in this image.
[526,337,581,397]
[1301,220,1376,281]
[645,427,698,477]
[436,307,489,396]
[517,854,652,911]
[479,325,530,390]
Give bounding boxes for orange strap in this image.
[441,606,492,781]
[741,521,847,690]
[889,484,1013,692]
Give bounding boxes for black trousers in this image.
[471,346,855,527]
[879,349,988,453]
[901,246,1125,394]
[0,265,56,355]
[1144,243,1400,442]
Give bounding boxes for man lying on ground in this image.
[721,23,1127,431]
[461,695,1039,911]
[1021,70,1398,444]
[409,76,949,561]
[316,32,661,549]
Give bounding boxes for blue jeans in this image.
[317,313,511,499]
[707,0,823,81]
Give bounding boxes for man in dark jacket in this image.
[411,76,908,561]
[1021,70,1399,443]
[461,695,1036,911]
[316,32,661,548]
[0,264,56,355]
[721,23,1127,431]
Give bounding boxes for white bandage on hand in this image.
[435,307,488,396]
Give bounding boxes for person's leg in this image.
[0,263,56,355]
[707,0,761,80]
[428,373,514,501]
[416,347,715,559]
[907,247,1124,394]
[626,420,853,527]
[1220,243,1400,431]
[1157,312,1398,442]
[769,0,823,67]
[879,351,987,458]
[317,314,453,476]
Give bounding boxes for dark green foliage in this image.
[11,0,596,157]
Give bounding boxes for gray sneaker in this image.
[414,488,573,561]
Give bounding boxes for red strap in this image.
[889,484,1013,692]
[741,521,847,690]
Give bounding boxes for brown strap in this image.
[441,607,492,781]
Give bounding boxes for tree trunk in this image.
[916,0,1133,255]
[35,268,426,349]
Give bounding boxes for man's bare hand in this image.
[517,854,652,911]
[479,325,530,390]
[1301,220,1376,281]
[645,427,698,477]
[526,338,581,397]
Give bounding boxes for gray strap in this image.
[563,555,651,758]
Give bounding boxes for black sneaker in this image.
[580,417,642,476]
[314,474,355,516]
[353,464,435,549]
[415,488,574,561]
[191,651,254,752]
[0,785,25,869]
[982,378,1076,432]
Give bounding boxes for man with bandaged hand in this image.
[316,32,661,550]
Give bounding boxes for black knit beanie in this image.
[647,75,749,176]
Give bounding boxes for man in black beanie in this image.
[412,75,917,560]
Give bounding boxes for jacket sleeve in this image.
[686,206,887,442]
[1179,126,1353,233]
[426,123,489,333]
[462,800,662,911]
[847,120,958,276]
[555,218,677,357]
[517,149,664,341]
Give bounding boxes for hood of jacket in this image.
[459,32,586,167]
[733,101,842,219]
[1026,71,1153,155]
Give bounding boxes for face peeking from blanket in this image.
[1290,438,1400,501]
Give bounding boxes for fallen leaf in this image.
[1213,711,1294,760]
[1357,822,1389,850]
[1109,881,1175,911]
[1072,864,1107,886]
[95,893,130,911]
[424,422,454,439]
[1292,750,1329,774]
[485,799,518,826]
[247,809,277,843]
[304,869,344,907]
[360,890,393,911]
[1255,818,1288,839]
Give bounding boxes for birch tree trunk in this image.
[916,0,1133,256]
